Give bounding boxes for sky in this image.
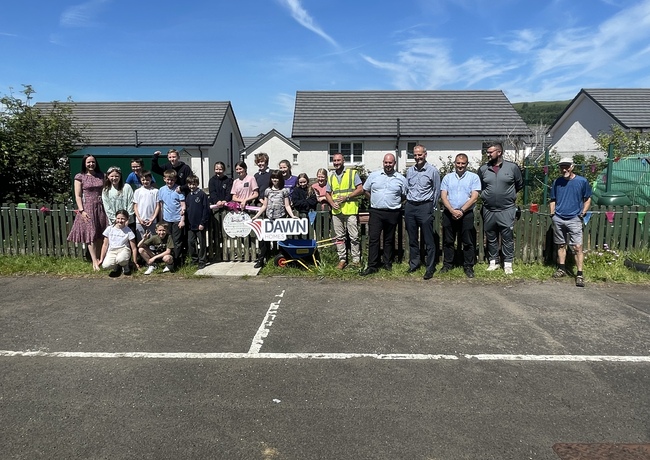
[3,0,650,137]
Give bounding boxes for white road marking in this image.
[248,289,285,354]
[1,350,649,362]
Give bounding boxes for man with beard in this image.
[477,142,523,275]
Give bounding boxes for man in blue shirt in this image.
[550,157,592,287]
[404,144,441,280]
[360,153,408,276]
[440,153,481,278]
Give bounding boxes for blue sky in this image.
[3,0,650,136]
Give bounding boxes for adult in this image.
[477,142,523,274]
[550,157,593,288]
[326,152,365,269]
[404,144,441,280]
[67,154,108,271]
[152,149,193,192]
[253,153,271,206]
[125,157,155,190]
[440,153,481,278]
[279,159,298,195]
[360,154,408,276]
[230,161,259,208]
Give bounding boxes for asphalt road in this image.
[1,276,648,460]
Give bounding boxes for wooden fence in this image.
[1,203,649,264]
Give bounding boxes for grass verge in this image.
[1,248,649,284]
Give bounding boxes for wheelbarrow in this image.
[273,238,336,271]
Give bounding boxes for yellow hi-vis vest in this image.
[329,168,360,215]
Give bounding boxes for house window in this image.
[329,142,363,164]
[293,153,298,164]
[407,141,418,160]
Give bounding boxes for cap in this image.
[559,157,573,165]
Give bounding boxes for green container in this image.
[597,192,632,206]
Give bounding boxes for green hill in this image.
[512,100,571,126]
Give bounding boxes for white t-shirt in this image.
[133,187,159,220]
[102,225,135,249]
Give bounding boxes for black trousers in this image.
[441,210,476,268]
[404,201,437,272]
[187,228,207,265]
[367,208,401,269]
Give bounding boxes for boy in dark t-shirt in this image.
[138,223,175,274]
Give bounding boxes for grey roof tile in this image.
[292,90,531,138]
[34,101,232,146]
[583,88,650,129]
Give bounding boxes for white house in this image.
[291,90,532,175]
[548,88,650,159]
[240,129,300,174]
[36,101,245,188]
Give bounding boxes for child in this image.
[291,172,317,216]
[102,166,135,226]
[98,209,138,277]
[138,223,175,274]
[251,170,297,268]
[185,175,210,269]
[132,170,160,241]
[158,169,186,268]
[125,157,156,190]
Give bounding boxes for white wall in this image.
[244,135,300,176]
[297,138,526,176]
[180,108,245,189]
[550,97,616,159]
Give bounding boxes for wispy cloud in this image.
[277,0,338,47]
[60,0,111,28]
[363,0,650,101]
[362,37,515,90]
[0,32,18,37]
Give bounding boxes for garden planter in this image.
[624,258,650,273]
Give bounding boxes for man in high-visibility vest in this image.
[326,152,365,269]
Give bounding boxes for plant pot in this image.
[624,258,650,273]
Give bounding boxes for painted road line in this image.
[1,350,649,362]
[248,289,285,354]
[465,354,650,362]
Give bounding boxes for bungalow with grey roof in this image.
[35,101,245,188]
[291,90,532,176]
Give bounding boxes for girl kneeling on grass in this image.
[98,209,138,277]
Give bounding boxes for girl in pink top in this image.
[230,161,259,209]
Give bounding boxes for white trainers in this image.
[504,262,513,275]
[486,260,499,271]
[162,266,171,273]
[144,265,156,275]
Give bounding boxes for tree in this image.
[596,125,650,156]
[0,85,86,204]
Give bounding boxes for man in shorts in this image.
[549,157,593,287]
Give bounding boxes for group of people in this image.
[67,142,592,286]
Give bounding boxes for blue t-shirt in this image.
[158,185,185,222]
[550,175,592,219]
